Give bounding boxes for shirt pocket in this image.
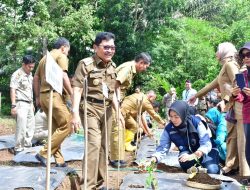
[19,77,29,90]
[89,72,103,87]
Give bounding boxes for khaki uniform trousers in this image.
[80,102,112,190]
[39,92,71,164]
[124,114,138,144]
[110,109,125,161]
[225,102,250,176]
[15,101,35,151]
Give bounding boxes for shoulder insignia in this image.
[82,57,94,66]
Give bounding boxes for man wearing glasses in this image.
[110,52,152,168]
[71,32,122,189]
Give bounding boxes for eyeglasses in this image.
[98,45,116,51]
[241,52,250,59]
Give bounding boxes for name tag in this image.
[102,82,109,98]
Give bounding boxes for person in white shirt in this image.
[182,80,198,106]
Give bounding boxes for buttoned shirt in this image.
[116,61,136,99]
[121,92,165,125]
[35,49,69,93]
[72,54,116,103]
[182,88,198,106]
[10,67,33,102]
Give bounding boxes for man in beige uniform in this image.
[10,55,35,154]
[122,90,165,151]
[71,32,121,189]
[33,37,72,167]
[110,52,152,167]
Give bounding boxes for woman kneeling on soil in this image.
[151,100,220,174]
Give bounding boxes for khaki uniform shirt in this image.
[116,61,136,99]
[72,55,116,103]
[121,92,165,125]
[196,57,240,110]
[10,67,33,102]
[35,49,69,93]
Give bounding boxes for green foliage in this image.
[145,162,158,190]
[1,0,250,115]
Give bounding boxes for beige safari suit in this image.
[35,49,71,164]
[110,61,137,161]
[72,55,116,189]
[10,68,35,151]
[121,92,165,145]
[195,58,250,176]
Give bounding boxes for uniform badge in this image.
[93,79,100,85]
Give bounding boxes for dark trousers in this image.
[244,123,250,168]
[179,148,220,174]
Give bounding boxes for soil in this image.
[187,173,221,185]
[0,116,249,189]
[157,163,183,173]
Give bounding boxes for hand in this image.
[71,114,81,134]
[231,86,241,96]
[179,153,197,162]
[217,100,225,112]
[243,87,250,96]
[35,97,40,108]
[11,107,17,117]
[188,96,197,105]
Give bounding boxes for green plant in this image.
[145,162,158,190]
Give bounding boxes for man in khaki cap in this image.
[33,37,72,167]
[122,90,165,152]
[110,52,152,168]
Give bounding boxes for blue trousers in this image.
[179,148,220,174]
[244,123,250,168]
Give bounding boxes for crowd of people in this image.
[9,32,250,189]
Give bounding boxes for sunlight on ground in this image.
[0,116,15,128]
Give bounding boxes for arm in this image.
[10,88,17,116]
[196,78,219,98]
[33,74,41,108]
[141,112,152,137]
[144,98,165,126]
[196,121,212,156]
[214,118,227,146]
[71,86,83,132]
[63,71,73,99]
[152,129,171,162]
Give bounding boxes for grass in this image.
[0,115,15,127]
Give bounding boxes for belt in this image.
[87,97,111,106]
[16,100,32,104]
[41,90,57,93]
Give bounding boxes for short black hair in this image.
[153,101,160,108]
[23,55,35,64]
[54,37,70,49]
[135,52,152,64]
[94,32,115,46]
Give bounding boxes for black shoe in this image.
[110,160,127,168]
[55,162,68,167]
[35,153,47,167]
[222,168,238,176]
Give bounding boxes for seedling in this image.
[145,161,158,190]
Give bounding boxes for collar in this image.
[93,54,114,68]
[21,67,31,76]
[132,60,137,74]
